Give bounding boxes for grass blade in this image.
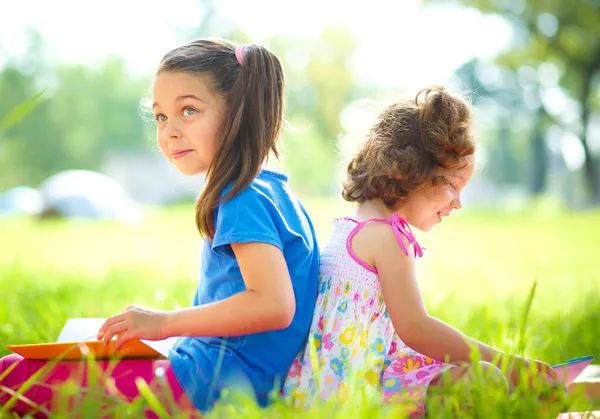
[0,88,47,134]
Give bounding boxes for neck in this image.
[204,158,271,183]
[355,199,396,221]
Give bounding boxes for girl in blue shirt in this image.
[0,39,320,417]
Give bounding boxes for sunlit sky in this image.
[1,0,512,91]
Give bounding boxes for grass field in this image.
[0,199,599,417]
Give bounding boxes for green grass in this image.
[0,200,599,417]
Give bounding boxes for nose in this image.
[452,194,463,210]
[162,120,182,140]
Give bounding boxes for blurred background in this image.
[1,0,599,380]
[2,0,599,216]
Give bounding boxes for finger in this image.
[103,321,128,346]
[115,330,135,351]
[534,360,545,374]
[98,313,126,339]
[539,362,557,379]
[546,365,558,380]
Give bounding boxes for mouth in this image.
[171,149,193,159]
[437,211,449,221]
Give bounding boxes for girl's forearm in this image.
[402,315,504,364]
[163,290,295,338]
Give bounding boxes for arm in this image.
[359,222,505,365]
[164,241,296,337]
[98,186,298,347]
[98,241,296,347]
[365,223,557,382]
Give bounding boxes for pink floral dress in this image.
[283,215,452,417]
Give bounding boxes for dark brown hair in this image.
[342,85,476,209]
[158,39,284,239]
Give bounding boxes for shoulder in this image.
[219,169,288,208]
[354,219,413,254]
[212,169,313,249]
[350,218,415,272]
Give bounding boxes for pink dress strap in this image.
[389,213,424,259]
[345,214,425,274]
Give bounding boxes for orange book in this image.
[6,318,179,361]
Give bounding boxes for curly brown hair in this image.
[342,85,476,209]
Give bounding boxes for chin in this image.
[174,164,207,177]
[415,224,433,233]
[411,218,440,232]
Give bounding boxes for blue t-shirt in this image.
[169,169,320,412]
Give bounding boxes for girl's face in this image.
[398,155,475,232]
[152,71,225,176]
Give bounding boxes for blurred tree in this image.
[452,58,552,195]
[431,0,600,202]
[268,27,361,195]
[528,107,552,195]
[49,58,150,169]
[0,64,53,189]
[0,46,149,190]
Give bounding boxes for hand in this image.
[97,305,169,350]
[508,356,560,390]
[532,359,559,382]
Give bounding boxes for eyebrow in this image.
[152,94,208,109]
[446,173,467,184]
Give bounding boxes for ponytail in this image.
[193,43,284,239]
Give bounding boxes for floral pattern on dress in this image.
[283,217,451,417]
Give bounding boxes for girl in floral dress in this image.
[283,86,557,417]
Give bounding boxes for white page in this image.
[56,318,107,342]
[56,318,179,357]
[140,337,179,358]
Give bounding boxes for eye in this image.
[183,107,198,117]
[439,176,457,190]
[155,114,167,123]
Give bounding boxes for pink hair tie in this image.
[235,45,248,65]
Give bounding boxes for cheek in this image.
[407,195,434,220]
[420,187,446,210]
[203,119,221,153]
[431,187,454,206]
[442,189,455,206]
[157,131,169,158]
